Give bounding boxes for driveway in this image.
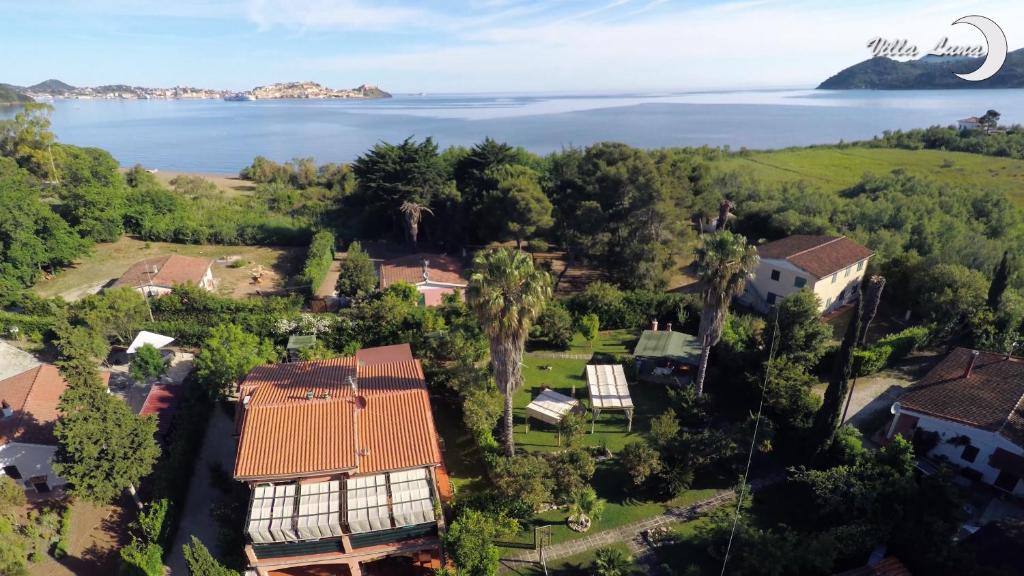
[165,407,238,575]
[843,372,913,435]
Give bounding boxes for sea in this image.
[6,88,1024,174]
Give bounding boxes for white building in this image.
[886,348,1024,496]
[112,254,215,297]
[958,116,983,131]
[0,365,110,494]
[741,235,873,314]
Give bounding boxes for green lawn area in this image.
[711,147,1024,206]
[31,236,303,301]
[516,543,641,576]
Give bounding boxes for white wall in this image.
[810,258,869,313]
[742,256,869,314]
[0,442,64,491]
[900,410,1024,496]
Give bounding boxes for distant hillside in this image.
[0,84,32,104]
[28,78,75,94]
[819,48,1024,89]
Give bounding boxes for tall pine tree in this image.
[988,251,1011,310]
[811,293,862,456]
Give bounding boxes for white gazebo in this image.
[524,388,579,440]
[586,364,634,433]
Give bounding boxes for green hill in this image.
[819,48,1024,89]
[28,79,75,94]
[711,147,1024,206]
[0,84,32,104]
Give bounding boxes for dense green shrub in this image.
[853,345,891,376]
[0,310,55,339]
[298,230,335,297]
[531,301,575,349]
[119,540,163,576]
[854,326,930,376]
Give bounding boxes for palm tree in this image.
[467,248,552,457]
[568,486,605,532]
[399,200,433,245]
[693,230,759,396]
[594,547,633,576]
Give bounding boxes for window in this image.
[857,260,864,272]
[2,466,21,480]
[766,293,777,305]
[961,445,979,463]
[831,273,837,284]
[994,470,1021,493]
[770,269,780,281]
[845,267,851,278]
[794,277,806,288]
[825,297,833,308]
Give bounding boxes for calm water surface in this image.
[8,88,1024,173]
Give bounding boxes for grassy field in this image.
[712,147,1024,206]
[515,542,641,575]
[32,237,304,301]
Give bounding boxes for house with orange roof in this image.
[112,254,215,297]
[379,253,467,307]
[741,235,873,314]
[0,364,110,495]
[886,348,1024,496]
[232,344,447,575]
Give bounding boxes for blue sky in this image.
[3,0,1023,92]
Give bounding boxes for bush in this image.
[854,326,929,376]
[853,345,891,376]
[119,540,164,576]
[526,239,550,253]
[531,301,574,349]
[298,230,335,298]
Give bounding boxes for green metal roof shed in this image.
[632,330,701,364]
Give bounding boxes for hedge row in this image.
[0,310,56,339]
[298,230,335,298]
[853,326,930,376]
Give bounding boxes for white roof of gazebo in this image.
[525,388,579,425]
[586,364,633,410]
[127,331,175,354]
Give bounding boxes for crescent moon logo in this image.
[953,15,1008,82]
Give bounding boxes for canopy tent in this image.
[346,473,391,534]
[586,364,634,432]
[525,388,579,426]
[632,330,701,364]
[126,331,175,354]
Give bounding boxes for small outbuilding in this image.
[633,328,701,384]
[586,364,634,433]
[286,335,316,362]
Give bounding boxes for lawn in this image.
[711,147,1024,206]
[32,237,304,301]
[513,542,641,576]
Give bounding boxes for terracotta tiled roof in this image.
[139,382,184,442]
[899,348,1024,446]
[0,365,110,445]
[112,255,212,289]
[234,351,443,480]
[379,253,466,288]
[757,235,873,279]
[355,343,413,368]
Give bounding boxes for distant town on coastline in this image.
[0,79,391,103]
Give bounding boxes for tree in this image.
[444,509,518,576]
[649,410,681,449]
[619,441,662,486]
[78,287,151,346]
[548,448,596,504]
[0,103,57,180]
[490,165,552,248]
[532,302,574,350]
[399,200,434,245]
[776,289,832,368]
[130,344,166,383]
[182,536,240,576]
[811,295,861,457]
[693,231,759,396]
[194,323,277,399]
[467,248,551,456]
[579,313,600,349]
[488,454,552,515]
[980,109,1001,129]
[0,516,28,576]
[594,547,633,576]
[858,275,886,344]
[52,320,111,369]
[0,476,25,514]
[53,367,160,504]
[335,240,378,299]
[988,250,1011,310]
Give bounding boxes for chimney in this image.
[964,350,981,379]
[1,401,11,418]
[666,322,673,332]
[651,319,659,331]
[305,390,315,401]
[348,375,359,395]
[422,259,430,282]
